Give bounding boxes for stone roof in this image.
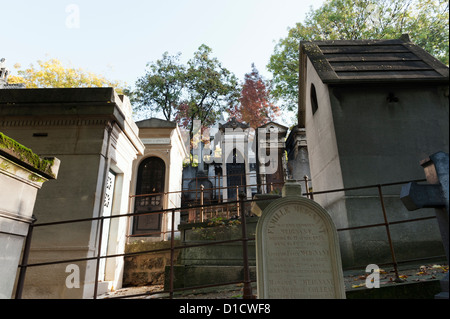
[300,35,449,85]
[135,118,177,128]
[0,87,118,104]
[0,83,26,89]
[0,87,145,155]
[219,117,249,131]
[257,121,289,132]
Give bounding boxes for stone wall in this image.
[123,240,181,287]
[123,218,259,288]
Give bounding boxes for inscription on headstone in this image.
[255,182,345,299]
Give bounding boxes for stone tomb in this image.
[255,182,346,299]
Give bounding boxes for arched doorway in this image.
[133,157,165,235]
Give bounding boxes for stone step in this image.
[164,265,256,290]
[179,241,256,266]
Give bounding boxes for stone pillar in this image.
[286,126,311,184]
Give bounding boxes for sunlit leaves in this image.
[10,58,125,93]
[133,45,240,136]
[175,44,240,134]
[133,52,186,121]
[268,0,449,113]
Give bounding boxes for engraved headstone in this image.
[255,181,346,299]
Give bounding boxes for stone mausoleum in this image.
[129,118,188,241]
[297,35,449,267]
[0,87,145,298]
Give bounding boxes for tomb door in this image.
[265,149,284,193]
[133,157,165,235]
[226,149,246,200]
[99,170,115,281]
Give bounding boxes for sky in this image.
[1,0,325,124]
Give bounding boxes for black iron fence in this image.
[14,178,445,299]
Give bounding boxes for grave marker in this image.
[254,181,346,299]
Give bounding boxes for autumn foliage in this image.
[8,58,125,93]
[229,64,280,129]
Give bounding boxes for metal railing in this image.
[14,178,445,299]
[129,175,288,227]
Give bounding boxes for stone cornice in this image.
[0,118,111,127]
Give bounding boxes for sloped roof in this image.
[257,121,289,132]
[300,35,449,84]
[135,118,177,128]
[219,117,249,130]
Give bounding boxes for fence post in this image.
[15,216,36,299]
[239,193,255,299]
[377,185,402,282]
[93,216,105,299]
[236,186,240,216]
[303,175,309,199]
[200,185,204,222]
[169,209,176,299]
[218,176,221,203]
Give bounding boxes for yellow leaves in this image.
[375,268,387,275]
[416,264,449,276]
[415,271,427,276]
[431,264,448,272]
[416,265,428,276]
[352,283,366,289]
[12,57,126,92]
[6,75,25,85]
[349,263,448,290]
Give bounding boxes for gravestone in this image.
[400,151,449,299]
[254,181,346,299]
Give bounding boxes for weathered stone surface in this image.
[256,183,345,299]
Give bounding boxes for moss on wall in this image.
[0,132,55,178]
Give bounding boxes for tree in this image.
[267,0,449,112]
[8,58,125,93]
[132,52,186,121]
[175,44,240,136]
[229,64,280,128]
